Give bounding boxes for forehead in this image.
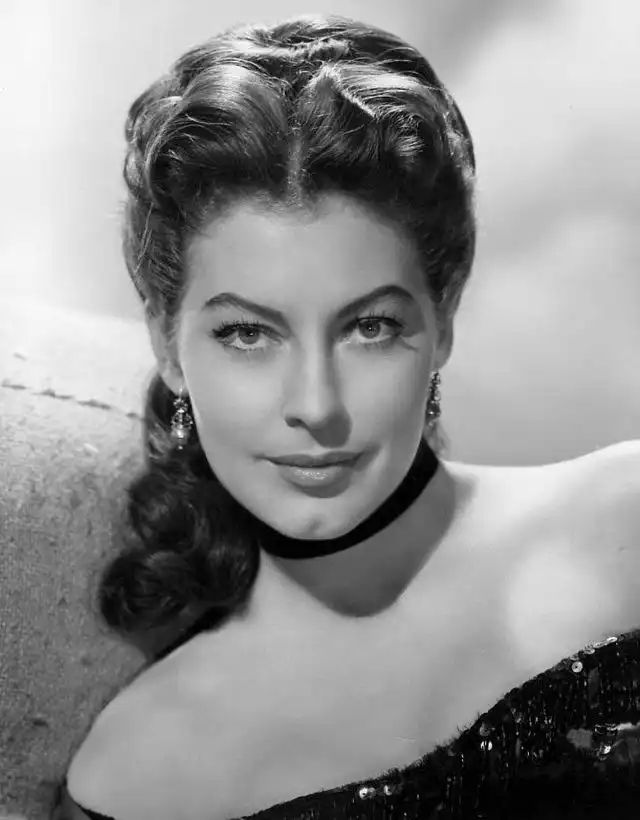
[183,196,423,302]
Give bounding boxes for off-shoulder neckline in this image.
[65,627,640,820]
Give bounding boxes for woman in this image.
[56,13,640,820]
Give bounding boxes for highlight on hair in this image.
[98,13,477,647]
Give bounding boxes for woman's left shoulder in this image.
[573,439,640,521]
[569,439,640,625]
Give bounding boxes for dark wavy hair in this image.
[97,13,477,649]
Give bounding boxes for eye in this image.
[210,320,274,356]
[353,313,404,349]
[210,310,406,356]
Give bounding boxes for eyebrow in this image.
[201,284,417,324]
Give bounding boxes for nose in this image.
[282,346,347,430]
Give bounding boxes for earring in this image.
[425,371,441,427]
[170,388,193,449]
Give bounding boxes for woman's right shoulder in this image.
[64,668,243,820]
[63,690,173,819]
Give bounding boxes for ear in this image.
[144,305,185,395]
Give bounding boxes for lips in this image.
[272,457,358,493]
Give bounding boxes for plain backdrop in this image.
[1,0,639,463]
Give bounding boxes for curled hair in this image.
[99,13,476,645]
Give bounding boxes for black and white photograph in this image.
[1,1,639,818]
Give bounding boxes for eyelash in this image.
[210,310,405,357]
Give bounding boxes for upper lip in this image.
[269,451,360,467]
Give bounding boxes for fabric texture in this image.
[0,299,183,820]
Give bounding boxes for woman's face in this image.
[151,195,452,540]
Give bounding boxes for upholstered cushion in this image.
[0,299,163,819]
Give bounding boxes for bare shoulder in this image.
[466,440,640,672]
[65,685,227,820]
[571,438,640,596]
[526,438,640,559]
[558,437,640,476]
[547,438,640,533]
[474,438,640,513]
[576,438,640,509]
[517,439,640,643]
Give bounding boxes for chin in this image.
[262,498,373,540]
[272,517,348,541]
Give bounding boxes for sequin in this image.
[593,636,619,648]
[382,783,401,797]
[477,721,493,737]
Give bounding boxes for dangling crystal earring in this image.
[170,388,193,449]
[425,371,441,427]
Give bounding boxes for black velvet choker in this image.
[255,437,440,559]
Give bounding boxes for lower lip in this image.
[272,458,358,488]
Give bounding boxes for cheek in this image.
[183,345,259,421]
[189,381,270,454]
[360,368,430,423]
